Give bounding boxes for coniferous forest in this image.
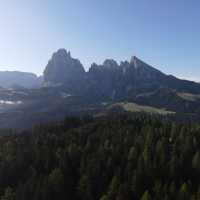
[0,114,200,200]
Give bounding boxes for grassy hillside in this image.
[177,92,200,101]
[108,102,175,115]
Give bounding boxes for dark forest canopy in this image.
[0,114,200,199]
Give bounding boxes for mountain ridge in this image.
[0,48,200,129]
[43,49,200,100]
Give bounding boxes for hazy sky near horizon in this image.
[0,0,200,81]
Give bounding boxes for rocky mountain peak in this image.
[43,49,85,86]
[130,56,144,69]
[51,49,73,64]
[130,56,137,63]
[54,48,70,57]
[103,59,119,69]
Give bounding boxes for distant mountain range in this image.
[0,71,42,88]
[0,48,200,129]
[44,49,200,96]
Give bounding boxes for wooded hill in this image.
[0,114,200,199]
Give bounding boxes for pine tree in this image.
[192,152,200,171]
[107,176,120,200]
[99,195,109,200]
[78,175,93,200]
[169,181,176,199]
[48,168,64,198]
[140,190,151,200]
[179,182,189,200]
[1,187,15,200]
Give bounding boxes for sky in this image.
[0,0,200,81]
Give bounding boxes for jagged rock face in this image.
[87,56,200,101]
[87,56,168,101]
[43,50,163,95]
[43,49,85,88]
[87,60,122,100]
[43,49,200,101]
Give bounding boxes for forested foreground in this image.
[1,115,200,199]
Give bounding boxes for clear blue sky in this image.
[0,0,199,81]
